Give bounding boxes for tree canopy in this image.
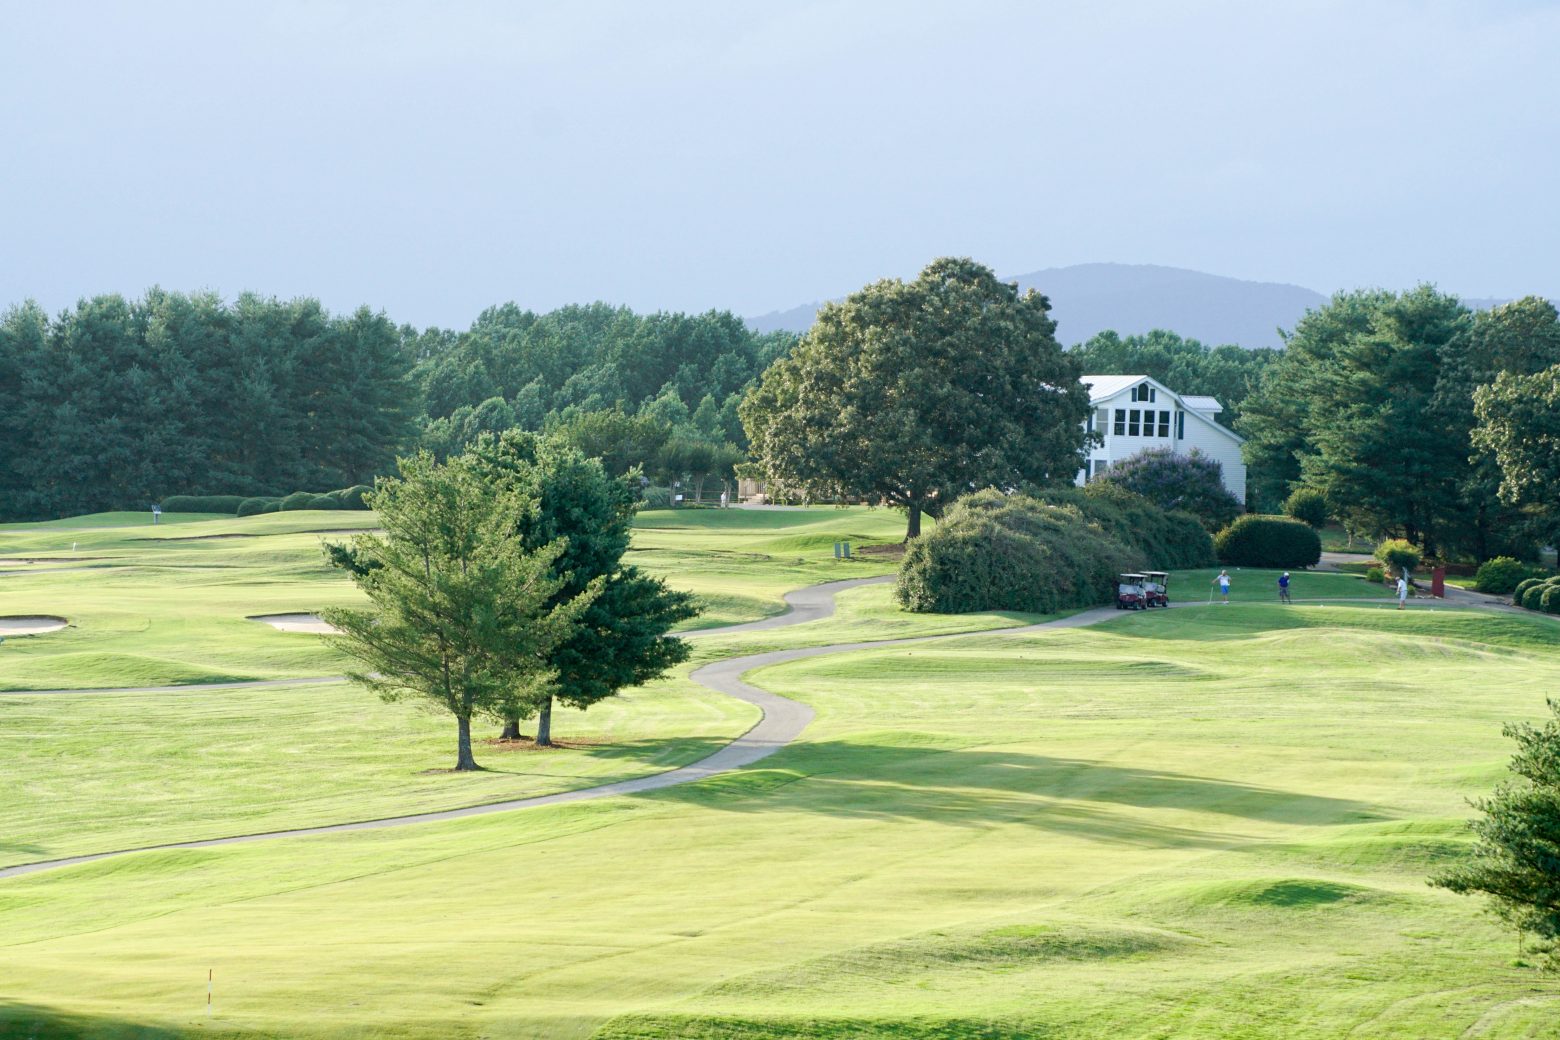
[741,257,1092,539]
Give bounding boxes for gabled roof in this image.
[1081,374,1244,444]
[1080,374,1145,399]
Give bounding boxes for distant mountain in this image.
[748,263,1328,349]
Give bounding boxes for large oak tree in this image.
[740,258,1092,539]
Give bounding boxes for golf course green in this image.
[2,507,1556,1038]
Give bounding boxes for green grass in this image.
[0,506,907,690]
[5,589,1560,1038]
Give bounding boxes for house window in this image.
[1113,409,1125,436]
[1128,409,1141,437]
[1130,382,1154,403]
[1095,459,1109,475]
[1176,411,1185,439]
[1096,407,1109,431]
[1158,410,1171,437]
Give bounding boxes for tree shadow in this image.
[0,839,47,855]
[0,1001,183,1039]
[469,736,734,776]
[654,741,1386,850]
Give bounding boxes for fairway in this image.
[2,509,1558,1038]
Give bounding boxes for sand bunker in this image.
[249,613,340,634]
[0,615,68,636]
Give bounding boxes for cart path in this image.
[0,584,1485,881]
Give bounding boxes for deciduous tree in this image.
[741,258,1091,539]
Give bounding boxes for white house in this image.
[1076,374,1247,503]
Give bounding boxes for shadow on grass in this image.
[468,736,733,775]
[0,840,47,855]
[0,1002,182,1039]
[656,741,1385,849]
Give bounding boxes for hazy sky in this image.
[3,1,1556,328]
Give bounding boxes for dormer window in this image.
[1129,382,1155,403]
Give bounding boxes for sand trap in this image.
[0,615,68,636]
[249,613,340,634]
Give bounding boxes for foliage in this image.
[279,491,316,511]
[1284,487,1329,529]
[1543,587,1560,616]
[1374,538,1422,577]
[469,431,699,744]
[159,494,248,514]
[236,497,272,517]
[1097,446,1241,530]
[743,258,1091,539]
[1473,557,1540,595]
[1434,699,1560,967]
[0,292,417,521]
[1521,585,1548,611]
[1214,515,1323,569]
[1031,482,1216,569]
[1241,290,1560,559]
[1511,577,1546,605]
[1473,364,1560,531]
[1365,565,1385,584]
[1069,328,1279,426]
[895,491,1142,614]
[321,452,597,770]
[638,485,674,510]
[549,407,672,478]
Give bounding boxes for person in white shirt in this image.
[1396,574,1408,610]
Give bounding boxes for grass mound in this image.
[0,652,249,691]
[1161,876,1389,913]
[711,922,1189,997]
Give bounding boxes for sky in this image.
[2,1,1557,329]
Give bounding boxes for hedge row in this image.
[895,486,1215,615]
[1214,515,1322,569]
[1474,556,1546,595]
[1514,575,1560,614]
[165,486,373,516]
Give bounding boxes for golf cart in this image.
[1116,573,1147,610]
[1143,571,1170,608]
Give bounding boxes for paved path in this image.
[0,580,1500,881]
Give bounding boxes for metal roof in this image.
[1179,394,1223,413]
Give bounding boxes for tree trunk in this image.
[534,693,553,748]
[455,715,479,771]
[905,504,922,541]
[499,718,522,741]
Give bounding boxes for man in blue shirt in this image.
[1278,572,1291,604]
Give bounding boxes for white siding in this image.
[1075,377,1245,502]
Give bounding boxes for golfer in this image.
[1396,574,1408,610]
[1278,571,1292,604]
[1213,569,1231,604]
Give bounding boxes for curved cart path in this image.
[0,583,1473,881]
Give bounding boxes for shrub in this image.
[160,494,247,514]
[1374,538,1422,577]
[1214,515,1323,569]
[1033,482,1216,569]
[334,485,373,510]
[638,485,674,510]
[1512,577,1546,605]
[1365,565,1385,584]
[303,493,338,510]
[1522,585,1547,611]
[236,497,277,517]
[1283,488,1329,529]
[896,490,1144,614]
[1474,557,1537,595]
[1098,447,1241,531]
[279,491,316,511]
[1543,587,1560,615]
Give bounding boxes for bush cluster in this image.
[1032,483,1217,570]
[638,485,674,510]
[158,495,249,514]
[1474,557,1543,595]
[1514,575,1560,613]
[1365,565,1385,583]
[897,491,1144,615]
[896,486,1215,615]
[171,485,373,517]
[1213,515,1323,569]
[1373,538,1423,577]
[1095,447,1241,531]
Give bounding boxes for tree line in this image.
[0,292,795,521]
[1237,289,1560,558]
